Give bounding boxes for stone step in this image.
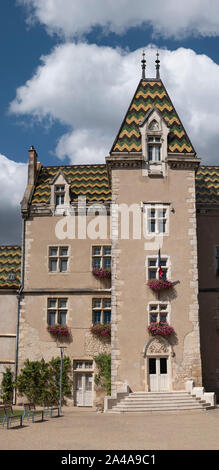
[114,402,206,409]
[107,391,212,413]
[111,403,208,411]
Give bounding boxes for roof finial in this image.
[155,50,160,79]
[141,50,146,79]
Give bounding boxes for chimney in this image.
[28,145,38,185]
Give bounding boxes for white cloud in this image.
[18,0,219,39]
[9,42,219,165]
[0,154,27,244]
[0,154,27,207]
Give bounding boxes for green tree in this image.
[1,367,14,403]
[94,354,111,395]
[16,357,72,405]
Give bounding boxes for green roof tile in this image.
[0,246,21,288]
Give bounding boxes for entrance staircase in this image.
[108,391,213,413]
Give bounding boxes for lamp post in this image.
[57,346,67,415]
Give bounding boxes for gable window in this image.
[55,185,65,206]
[149,303,169,324]
[148,136,161,162]
[49,246,69,272]
[47,298,67,326]
[92,246,111,270]
[147,256,169,280]
[92,298,111,324]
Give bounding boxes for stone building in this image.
[0,56,219,408]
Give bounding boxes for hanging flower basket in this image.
[148,322,174,337]
[90,323,111,338]
[47,324,70,337]
[92,268,111,279]
[146,279,174,291]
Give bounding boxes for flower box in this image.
[146,279,174,291]
[90,323,111,338]
[92,268,111,279]
[47,324,70,337]
[148,322,174,337]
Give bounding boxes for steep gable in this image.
[111,79,195,155]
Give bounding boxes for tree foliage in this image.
[94,354,111,395]
[1,367,14,403]
[16,357,72,405]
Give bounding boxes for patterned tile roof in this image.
[111,79,195,154]
[31,164,112,205]
[0,246,21,289]
[196,166,219,205]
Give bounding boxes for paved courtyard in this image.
[1,406,219,451]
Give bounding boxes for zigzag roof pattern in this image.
[196,166,219,204]
[111,79,195,154]
[0,245,21,289]
[31,164,112,204]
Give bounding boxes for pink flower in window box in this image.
[90,323,111,338]
[146,279,174,291]
[92,268,111,279]
[47,324,70,337]
[148,322,174,337]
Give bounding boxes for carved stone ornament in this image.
[146,337,169,356]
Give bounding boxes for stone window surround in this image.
[91,244,112,271]
[92,297,111,324]
[143,203,169,236]
[48,245,70,274]
[147,301,171,325]
[145,254,171,281]
[47,297,68,326]
[139,108,169,177]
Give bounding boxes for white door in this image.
[148,357,169,392]
[75,373,93,406]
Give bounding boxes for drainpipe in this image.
[13,216,26,404]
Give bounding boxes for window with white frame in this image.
[148,303,169,324]
[146,205,168,234]
[147,256,169,280]
[55,185,65,206]
[49,246,69,272]
[92,298,111,324]
[147,136,161,162]
[47,298,67,326]
[92,246,111,270]
[74,360,93,370]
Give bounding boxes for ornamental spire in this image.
[141,50,146,79]
[155,50,160,79]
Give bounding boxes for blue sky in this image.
[1,0,219,243]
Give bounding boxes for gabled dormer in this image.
[139,107,170,176]
[50,170,71,215]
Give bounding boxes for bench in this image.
[23,403,44,423]
[43,402,60,417]
[0,405,23,429]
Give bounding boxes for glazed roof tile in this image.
[196,166,219,205]
[0,245,21,289]
[111,79,195,154]
[31,164,112,205]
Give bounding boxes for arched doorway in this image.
[143,337,172,392]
